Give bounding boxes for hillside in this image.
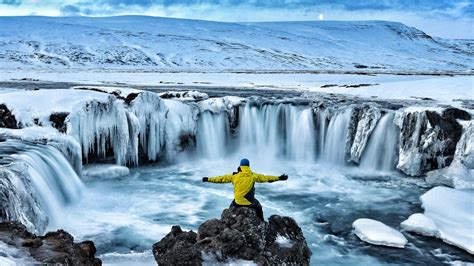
[0,16,472,73]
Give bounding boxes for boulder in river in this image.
[0,221,101,265]
[152,207,312,265]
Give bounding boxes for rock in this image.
[0,104,18,129]
[49,112,69,133]
[159,90,209,101]
[152,207,312,265]
[396,108,469,176]
[346,104,382,163]
[152,225,202,265]
[454,121,474,168]
[0,221,101,265]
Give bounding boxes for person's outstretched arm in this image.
[202,174,233,183]
[253,173,278,182]
[253,173,286,183]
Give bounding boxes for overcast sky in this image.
[1,0,472,39]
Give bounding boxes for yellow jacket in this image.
[207,166,279,205]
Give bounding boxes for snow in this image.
[1,71,471,107]
[0,89,111,128]
[83,164,130,179]
[348,105,382,163]
[455,121,474,169]
[0,88,196,165]
[275,235,294,248]
[163,99,198,160]
[159,90,209,101]
[0,127,83,174]
[425,121,474,189]
[401,213,438,237]
[401,187,474,254]
[127,91,168,162]
[352,218,408,248]
[0,17,471,73]
[199,96,245,114]
[426,162,474,189]
[72,86,142,96]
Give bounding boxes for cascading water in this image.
[196,111,230,159]
[360,113,400,172]
[1,139,85,231]
[322,108,352,164]
[237,103,316,162]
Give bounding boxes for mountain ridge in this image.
[0,16,472,73]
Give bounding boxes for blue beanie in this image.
[240,158,250,166]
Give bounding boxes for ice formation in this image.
[394,107,470,176]
[0,88,472,175]
[353,218,408,248]
[347,104,382,163]
[0,162,47,233]
[401,186,474,254]
[401,213,438,237]
[83,164,130,179]
[0,138,84,233]
[159,90,209,101]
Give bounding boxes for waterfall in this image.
[360,113,400,171]
[235,103,316,162]
[316,110,329,158]
[1,139,85,231]
[322,108,352,164]
[196,111,230,159]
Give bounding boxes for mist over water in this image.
[10,102,470,265]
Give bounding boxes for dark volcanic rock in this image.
[49,112,69,133]
[152,225,202,265]
[398,107,469,176]
[0,221,101,265]
[152,207,312,265]
[0,104,18,129]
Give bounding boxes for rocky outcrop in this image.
[346,104,382,163]
[0,104,18,129]
[0,221,101,265]
[152,207,312,265]
[396,107,471,176]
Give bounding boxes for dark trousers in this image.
[230,198,264,220]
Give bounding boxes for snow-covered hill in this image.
[0,16,472,73]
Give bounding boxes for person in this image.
[202,158,288,220]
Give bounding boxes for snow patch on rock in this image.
[83,164,130,179]
[159,90,209,101]
[353,218,408,248]
[275,235,294,249]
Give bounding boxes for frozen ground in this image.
[0,72,472,106]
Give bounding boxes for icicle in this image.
[66,96,130,165]
[128,91,168,162]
